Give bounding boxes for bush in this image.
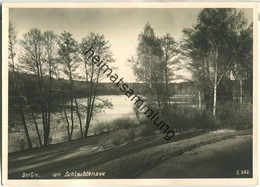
[109,130,129,146]
[163,102,252,131]
[198,110,221,130]
[138,120,156,136]
[109,117,138,130]
[218,102,252,130]
[163,105,221,131]
[108,127,138,146]
[31,136,41,147]
[93,117,138,135]
[126,127,137,142]
[93,123,108,135]
[94,118,138,146]
[48,136,53,144]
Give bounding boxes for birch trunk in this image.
[198,90,201,108]
[240,79,243,103]
[213,83,217,117]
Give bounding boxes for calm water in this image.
[9,94,195,152]
[91,95,137,124]
[89,94,196,125]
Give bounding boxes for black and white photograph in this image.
[2,2,258,185]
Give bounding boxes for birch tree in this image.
[183,8,248,116]
[129,23,164,110]
[232,23,253,103]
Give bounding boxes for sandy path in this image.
[139,135,252,178]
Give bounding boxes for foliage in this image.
[138,121,157,137]
[217,102,252,130]
[126,127,137,142]
[164,102,252,131]
[109,117,138,130]
[129,23,166,110]
[109,130,128,146]
[182,8,252,115]
[92,122,110,135]
[93,117,138,135]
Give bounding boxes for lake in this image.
[84,95,138,125]
[8,94,196,152]
[90,94,196,125]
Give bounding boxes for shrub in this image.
[108,127,138,146]
[109,130,128,146]
[163,102,252,131]
[93,117,138,135]
[197,110,221,130]
[30,136,41,147]
[126,127,137,142]
[109,117,138,130]
[47,136,53,144]
[138,120,156,136]
[19,138,26,151]
[92,123,107,135]
[139,125,155,136]
[218,102,252,130]
[163,105,221,131]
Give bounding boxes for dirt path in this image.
[8,130,252,179]
[139,135,252,178]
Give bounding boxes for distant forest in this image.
[9,71,252,102]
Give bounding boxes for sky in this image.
[9,8,253,83]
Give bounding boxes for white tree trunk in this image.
[212,54,219,117]
[240,79,243,103]
[198,90,201,108]
[213,83,217,117]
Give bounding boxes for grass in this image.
[93,117,139,134]
[93,117,144,145]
